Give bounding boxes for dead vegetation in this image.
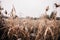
[0,11,60,40]
[0,1,60,40]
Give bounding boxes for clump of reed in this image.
[0,11,60,40]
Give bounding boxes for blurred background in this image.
[0,0,60,18]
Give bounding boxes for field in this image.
[0,12,60,40]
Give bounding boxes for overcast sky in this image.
[0,0,60,17]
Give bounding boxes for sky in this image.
[0,0,60,18]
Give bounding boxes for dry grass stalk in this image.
[0,9,60,40]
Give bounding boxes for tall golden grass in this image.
[0,12,60,40]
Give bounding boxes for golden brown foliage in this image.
[0,13,60,40]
